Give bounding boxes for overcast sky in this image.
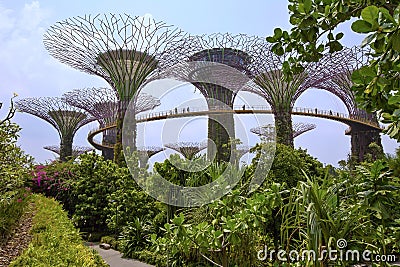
[0,0,398,165]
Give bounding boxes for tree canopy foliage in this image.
[268,1,400,140]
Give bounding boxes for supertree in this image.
[292,122,317,138]
[136,146,165,168]
[312,46,382,161]
[44,145,94,158]
[245,41,351,147]
[43,14,183,164]
[159,33,261,162]
[63,87,161,159]
[235,145,252,158]
[251,122,316,140]
[165,141,207,160]
[15,97,95,161]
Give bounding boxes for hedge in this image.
[10,194,108,267]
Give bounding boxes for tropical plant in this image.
[267,1,400,140]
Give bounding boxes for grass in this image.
[9,194,108,267]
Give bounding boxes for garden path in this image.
[87,243,155,267]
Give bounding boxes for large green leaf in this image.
[351,20,373,33]
[361,5,379,24]
[392,31,400,51]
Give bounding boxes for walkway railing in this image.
[88,106,381,151]
[135,105,380,128]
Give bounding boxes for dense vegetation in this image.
[25,142,399,266]
[0,97,33,243]
[9,194,108,267]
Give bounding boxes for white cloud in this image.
[0,5,15,33]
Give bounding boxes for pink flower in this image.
[17,198,22,203]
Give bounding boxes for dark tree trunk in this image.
[114,99,137,166]
[274,111,293,147]
[350,127,382,162]
[60,136,73,162]
[207,112,235,163]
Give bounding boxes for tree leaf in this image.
[361,33,377,47]
[351,20,373,33]
[304,0,312,13]
[392,31,400,52]
[388,96,400,105]
[274,28,283,39]
[394,4,400,23]
[361,6,379,24]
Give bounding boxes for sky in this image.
[0,0,398,165]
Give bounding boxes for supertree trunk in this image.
[207,112,235,162]
[59,135,73,161]
[274,110,294,147]
[350,120,382,162]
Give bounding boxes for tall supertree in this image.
[136,146,165,168]
[44,145,94,158]
[160,33,260,162]
[15,97,94,161]
[313,47,382,161]
[251,122,316,140]
[43,14,183,164]
[63,87,161,160]
[246,41,351,147]
[165,141,207,160]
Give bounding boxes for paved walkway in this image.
[86,243,154,267]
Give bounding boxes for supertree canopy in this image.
[246,41,351,147]
[251,122,316,140]
[160,33,261,162]
[63,87,161,159]
[43,14,183,164]
[312,47,382,161]
[136,146,165,168]
[235,145,252,159]
[165,141,207,160]
[292,122,317,138]
[44,145,94,158]
[15,97,95,161]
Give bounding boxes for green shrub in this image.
[69,152,119,232]
[0,100,34,243]
[0,189,31,243]
[105,166,160,234]
[9,194,108,267]
[250,143,324,188]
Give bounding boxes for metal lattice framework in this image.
[43,14,184,163]
[251,122,316,139]
[63,87,161,159]
[245,40,353,147]
[312,47,372,118]
[159,33,262,162]
[292,122,317,138]
[312,46,382,161]
[15,97,95,161]
[235,145,252,158]
[165,141,207,160]
[44,145,94,158]
[64,87,161,127]
[136,146,165,168]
